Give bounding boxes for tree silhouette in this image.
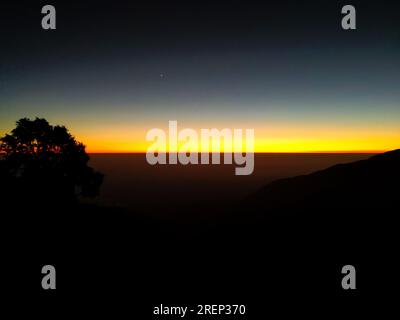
[0,118,103,206]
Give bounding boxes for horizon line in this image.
[87,150,385,154]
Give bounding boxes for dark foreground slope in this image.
[2,151,400,318]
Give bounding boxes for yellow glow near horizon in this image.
[2,119,398,154]
[79,127,399,153]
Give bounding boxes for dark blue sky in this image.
[1,0,399,151]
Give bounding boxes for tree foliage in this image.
[0,118,103,205]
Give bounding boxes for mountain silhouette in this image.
[249,149,400,210]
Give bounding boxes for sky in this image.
[1,0,399,152]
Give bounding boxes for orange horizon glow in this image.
[77,131,399,154]
[83,143,392,154]
[57,116,399,154]
[80,132,398,154]
[86,150,386,154]
[2,118,399,155]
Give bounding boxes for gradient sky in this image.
[1,0,399,152]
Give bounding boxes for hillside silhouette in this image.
[249,149,400,210]
[3,143,399,313]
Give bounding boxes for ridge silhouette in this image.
[249,149,400,210]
